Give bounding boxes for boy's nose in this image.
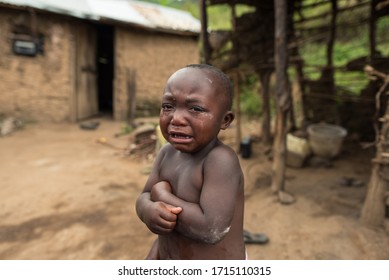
[171,109,188,126]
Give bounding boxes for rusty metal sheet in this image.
[0,0,200,34]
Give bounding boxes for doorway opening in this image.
[96,24,114,115]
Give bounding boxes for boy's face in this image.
[159,67,233,154]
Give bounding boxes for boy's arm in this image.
[136,146,182,235]
[152,147,243,244]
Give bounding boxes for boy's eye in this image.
[161,103,174,111]
[190,106,205,113]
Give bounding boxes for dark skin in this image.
[136,66,245,260]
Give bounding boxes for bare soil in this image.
[0,117,388,260]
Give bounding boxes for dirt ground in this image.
[0,116,389,260]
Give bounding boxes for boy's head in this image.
[185,64,233,110]
[159,64,234,153]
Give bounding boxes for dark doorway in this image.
[96,24,114,114]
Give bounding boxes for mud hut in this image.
[0,0,200,122]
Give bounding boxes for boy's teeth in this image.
[174,134,190,139]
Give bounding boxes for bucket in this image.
[307,123,347,158]
[286,133,311,167]
[240,137,252,159]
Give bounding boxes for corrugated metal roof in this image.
[0,0,200,34]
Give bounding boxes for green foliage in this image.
[334,72,368,95]
[236,75,262,118]
[208,4,232,29]
[240,90,262,118]
[377,17,389,55]
[140,0,254,30]
[301,41,371,93]
[333,43,368,67]
[207,4,254,30]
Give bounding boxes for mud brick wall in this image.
[0,9,74,122]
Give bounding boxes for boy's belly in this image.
[158,231,245,260]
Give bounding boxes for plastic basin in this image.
[307,123,347,158]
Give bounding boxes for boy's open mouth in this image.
[169,132,193,143]
[171,133,192,139]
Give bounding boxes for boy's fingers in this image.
[155,202,181,222]
[160,208,178,222]
[150,223,175,234]
[169,206,182,215]
[163,203,182,215]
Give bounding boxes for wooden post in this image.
[258,71,272,144]
[327,0,337,69]
[127,68,137,126]
[233,71,241,152]
[230,3,241,152]
[360,66,389,228]
[369,0,378,61]
[271,0,295,204]
[200,0,212,64]
[289,1,306,128]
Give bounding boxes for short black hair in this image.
[185,64,233,110]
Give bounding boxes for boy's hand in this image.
[144,201,182,235]
[141,181,182,235]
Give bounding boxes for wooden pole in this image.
[360,66,389,228]
[258,71,272,144]
[230,4,241,152]
[271,0,294,204]
[200,0,212,64]
[233,71,241,152]
[327,0,337,69]
[127,68,137,126]
[272,0,287,193]
[289,1,306,128]
[369,0,378,61]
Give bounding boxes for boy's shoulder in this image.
[158,143,176,156]
[206,141,240,165]
[158,142,239,164]
[209,141,235,155]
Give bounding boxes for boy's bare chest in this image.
[160,155,204,202]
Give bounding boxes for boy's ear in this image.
[220,111,234,130]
